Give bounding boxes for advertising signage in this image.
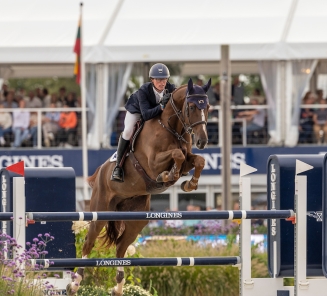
[0,147,326,177]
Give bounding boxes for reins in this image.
[158,91,208,143]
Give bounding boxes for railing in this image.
[0,105,269,149]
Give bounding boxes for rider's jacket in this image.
[125,82,175,121]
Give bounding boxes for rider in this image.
[111,63,176,182]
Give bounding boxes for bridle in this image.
[158,91,208,143]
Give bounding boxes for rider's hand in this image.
[161,93,170,107]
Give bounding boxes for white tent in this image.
[1,0,327,64]
[1,0,326,148]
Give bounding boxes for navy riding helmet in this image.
[149,63,170,79]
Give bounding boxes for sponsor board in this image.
[0,146,326,176]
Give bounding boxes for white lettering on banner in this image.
[270,164,277,237]
[199,153,246,171]
[145,212,183,219]
[1,174,7,235]
[0,155,64,169]
[96,259,131,266]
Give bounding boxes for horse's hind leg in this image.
[67,220,107,295]
[111,195,150,296]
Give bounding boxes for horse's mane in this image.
[172,84,187,95]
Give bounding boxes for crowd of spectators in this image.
[202,76,268,146]
[0,83,81,148]
[299,89,327,144]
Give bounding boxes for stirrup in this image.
[111,166,124,183]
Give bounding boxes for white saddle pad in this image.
[109,151,117,162]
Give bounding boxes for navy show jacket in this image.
[125,82,176,121]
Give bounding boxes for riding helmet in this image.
[149,63,170,79]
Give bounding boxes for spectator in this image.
[42,103,60,147]
[65,92,77,107]
[250,88,265,104]
[3,91,18,109]
[51,93,63,107]
[238,99,266,135]
[27,112,38,147]
[231,76,245,105]
[299,92,316,144]
[58,87,67,106]
[57,104,78,147]
[25,90,42,108]
[42,88,52,107]
[313,98,327,144]
[0,103,12,146]
[212,82,220,105]
[316,89,324,101]
[12,100,30,148]
[0,82,8,103]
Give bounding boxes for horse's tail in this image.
[87,166,101,188]
[101,220,124,248]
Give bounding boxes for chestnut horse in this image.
[67,78,211,296]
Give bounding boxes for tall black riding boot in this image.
[110,135,130,182]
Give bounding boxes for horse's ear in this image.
[202,78,212,93]
[187,78,194,93]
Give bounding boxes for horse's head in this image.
[184,78,211,149]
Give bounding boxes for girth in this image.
[129,151,176,194]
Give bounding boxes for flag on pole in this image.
[73,12,81,84]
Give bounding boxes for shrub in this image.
[133,240,269,296]
[134,240,240,296]
[0,232,56,296]
[73,221,143,289]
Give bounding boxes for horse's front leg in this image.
[155,149,185,182]
[66,220,107,296]
[181,153,205,192]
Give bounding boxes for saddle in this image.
[122,120,176,194]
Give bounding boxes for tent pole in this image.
[220,45,232,210]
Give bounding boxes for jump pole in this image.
[23,210,294,222]
[33,256,241,269]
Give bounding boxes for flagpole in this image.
[79,2,89,204]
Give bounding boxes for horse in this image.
[67,78,211,296]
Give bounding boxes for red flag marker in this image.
[6,161,24,176]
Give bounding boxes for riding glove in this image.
[161,93,171,108]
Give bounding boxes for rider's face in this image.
[152,78,168,92]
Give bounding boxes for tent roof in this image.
[1,0,327,63]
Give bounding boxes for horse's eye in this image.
[189,106,195,111]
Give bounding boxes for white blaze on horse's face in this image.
[191,106,208,150]
[201,109,205,121]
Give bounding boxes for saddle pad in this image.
[109,151,129,163]
[109,151,117,162]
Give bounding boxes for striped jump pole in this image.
[32,256,241,269]
[24,210,295,222]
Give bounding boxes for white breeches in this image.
[122,111,141,140]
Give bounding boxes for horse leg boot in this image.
[66,256,87,295]
[111,135,130,182]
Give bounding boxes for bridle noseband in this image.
[158,92,208,143]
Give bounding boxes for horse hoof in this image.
[111,288,123,296]
[181,181,189,192]
[66,283,77,296]
[156,171,169,183]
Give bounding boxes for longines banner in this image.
[0,147,326,176]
